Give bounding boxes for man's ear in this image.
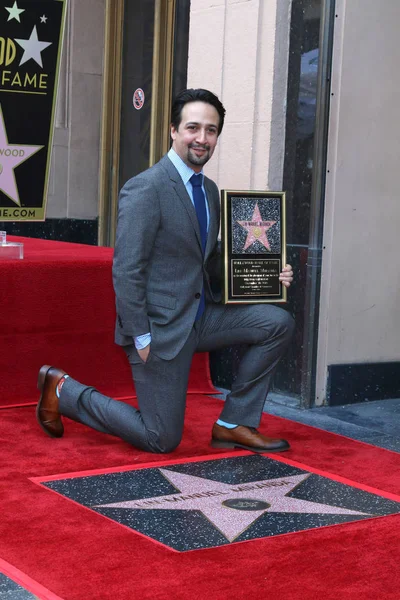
[170,125,177,141]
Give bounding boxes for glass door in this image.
[98,0,189,246]
[119,0,156,186]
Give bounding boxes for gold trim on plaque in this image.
[221,190,287,304]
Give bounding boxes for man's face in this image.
[171,101,220,172]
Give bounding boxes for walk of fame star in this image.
[237,202,276,251]
[0,106,43,206]
[15,26,52,68]
[38,455,400,552]
[96,470,369,542]
[5,1,24,22]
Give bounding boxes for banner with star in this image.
[0,0,67,221]
[221,190,287,303]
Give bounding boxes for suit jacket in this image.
[112,154,221,360]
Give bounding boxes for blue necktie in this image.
[190,173,207,319]
[190,173,207,252]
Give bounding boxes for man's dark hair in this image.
[171,88,226,135]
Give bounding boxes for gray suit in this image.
[59,155,294,452]
[112,154,221,358]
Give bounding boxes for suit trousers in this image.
[59,303,294,453]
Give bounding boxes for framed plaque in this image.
[221,190,287,304]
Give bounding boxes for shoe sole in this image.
[210,440,290,453]
[36,365,63,438]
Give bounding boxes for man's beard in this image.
[187,144,211,166]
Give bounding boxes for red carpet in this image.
[0,395,399,600]
[0,558,64,600]
[1,236,399,598]
[0,236,216,408]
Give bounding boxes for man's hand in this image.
[279,264,293,288]
[138,344,150,363]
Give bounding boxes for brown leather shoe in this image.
[211,423,290,453]
[36,365,67,438]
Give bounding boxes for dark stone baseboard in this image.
[327,362,400,406]
[0,218,99,245]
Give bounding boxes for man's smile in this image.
[190,145,209,153]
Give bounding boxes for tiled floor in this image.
[216,389,400,453]
[264,394,400,453]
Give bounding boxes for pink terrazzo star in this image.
[96,470,369,542]
[237,202,276,251]
[0,105,43,206]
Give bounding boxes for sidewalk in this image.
[214,389,400,453]
[264,393,400,453]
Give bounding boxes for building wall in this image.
[41,0,400,404]
[316,0,400,404]
[46,0,105,221]
[187,0,291,192]
[47,0,292,227]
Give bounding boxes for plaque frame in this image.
[221,190,287,304]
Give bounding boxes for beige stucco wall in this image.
[187,0,291,192]
[46,0,105,220]
[316,0,400,404]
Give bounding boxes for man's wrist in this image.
[134,333,151,350]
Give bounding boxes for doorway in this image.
[98,0,189,246]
